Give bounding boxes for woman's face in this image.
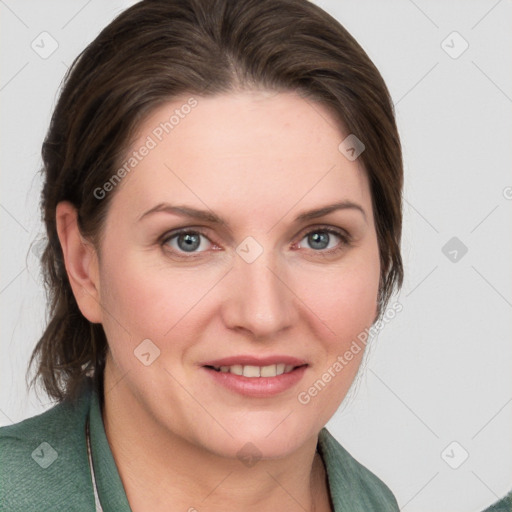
[96,90,380,458]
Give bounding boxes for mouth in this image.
[200,356,308,397]
[204,363,305,378]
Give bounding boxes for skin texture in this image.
[56,90,381,511]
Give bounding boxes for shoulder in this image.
[318,428,399,512]
[0,382,95,511]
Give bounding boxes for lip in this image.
[200,355,307,367]
[200,355,308,398]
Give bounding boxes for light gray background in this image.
[1,1,511,511]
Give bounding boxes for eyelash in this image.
[159,225,352,260]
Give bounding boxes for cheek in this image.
[97,249,218,351]
[294,251,380,345]
[329,273,378,332]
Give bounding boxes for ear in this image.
[55,201,103,324]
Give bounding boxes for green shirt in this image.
[481,493,512,512]
[1,378,399,511]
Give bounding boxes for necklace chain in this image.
[86,418,104,512]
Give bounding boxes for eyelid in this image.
[160,226,211,244]
[295,224,351,244]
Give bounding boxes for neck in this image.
[101,364,331,512]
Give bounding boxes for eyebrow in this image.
[295,201,367,223]
[137,200,367,225]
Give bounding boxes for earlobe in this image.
[55,201,103,324]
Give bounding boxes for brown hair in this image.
[28,0,403,402]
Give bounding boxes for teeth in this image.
[212,363,299,377]
[260,365,277,377]
[230,364,243,376]
[243,365,260,377]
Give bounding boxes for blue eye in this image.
[164,231,211,253]
[298,229,347,251]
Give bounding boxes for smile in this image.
[207,364,299,377]
[201,356,309,397]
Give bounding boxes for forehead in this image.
[109,90,372,226]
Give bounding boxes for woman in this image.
[0,0,404,510]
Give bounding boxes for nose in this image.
[220,248,297,339]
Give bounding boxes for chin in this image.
[194,415,318,462]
